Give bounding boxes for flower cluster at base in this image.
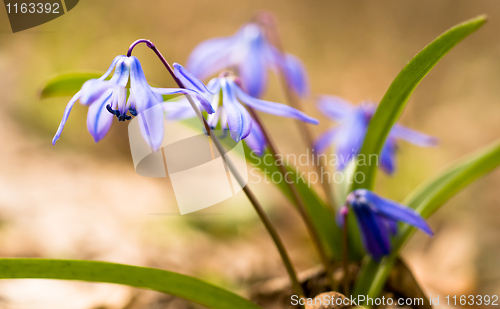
[342,189,433,260]
[315,95,438,174]
[52,55,214,146]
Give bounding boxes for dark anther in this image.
[106,104,119,116]
[118,114,132,121]
[128,107,138,116]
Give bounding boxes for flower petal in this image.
[221,79,252,142]
[233,81,318,124]
[363,190,433,236]
[391,124,438,147]
[86,90,114,142]
[317,95,354,121]
[153,87,214,114]
[186,36,236,80]
[352,203,392,260]
[334,106,369,170]
[173,63,213,97]
[238,41,268,98]
[138,104,165,151]
[52,90,82,145]
[80,57,130,105]
[380,136,398,175]
[98,55,126,81]
[79,79,114,106]
[314,128,338,153]
[162,99,198,121]
[206,78,221,93]
[281,53,309,98]
[129,56,162,113]
[244,119,266,156]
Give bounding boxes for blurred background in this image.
[0,0,499,308]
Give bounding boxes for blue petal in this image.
[206,78,221,93]
[173,63,213,96]
[363,190,433,236]
[381,217,399,235]
[52,90,82,145]
[314,128,338,153]
[243,119,266,156]
[334,106,370,170]
[221,79,252,142]
[186,36,236,80]
[138,104,165,151]
[380,136,398,174]
[233,81,318,124]
[86,90,114,142]
[281,53,309,98]
[391,124,438,147]
[99,55,127,81]
[238,33,270,98]
[162,100,198,121]
[80,80,115,106]
[80,57,130,105]
[352,202,392,260]
[317,95,354,121]
[129,56,161,113]
[152,87,214,114]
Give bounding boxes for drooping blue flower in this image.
[314,96,438,173]
[187,23,309,98]
[163,64,318,154]
[343,189,433,260]
[52,55,214,149]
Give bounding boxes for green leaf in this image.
[354,139,500,305]
[40,72,103,98]
[0,258,262,309]
[352,15,487,192]
[345,15,486,261]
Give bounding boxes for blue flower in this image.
[315,96,438,173]
[164,64,318,154]
[52,55,213,148]
[344,189,433,260]
[187,23,309,98]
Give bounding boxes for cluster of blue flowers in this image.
[53,20,434,260]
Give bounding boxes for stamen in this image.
[128,107,138,116]
[106,104,119,116]
[107,104,132,121]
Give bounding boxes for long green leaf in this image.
[352,15,486,192]
[354,140,500,305]
[40,72,103,98]
[0,258,261,309]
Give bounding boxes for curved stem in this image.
[128,40,305,299]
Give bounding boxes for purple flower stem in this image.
[127,39,305,300]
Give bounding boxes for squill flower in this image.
[314,96,437,173]
[342,189,433,260]
[52,55,214,148]
[164,64,318,154]
[186,23,308,98]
